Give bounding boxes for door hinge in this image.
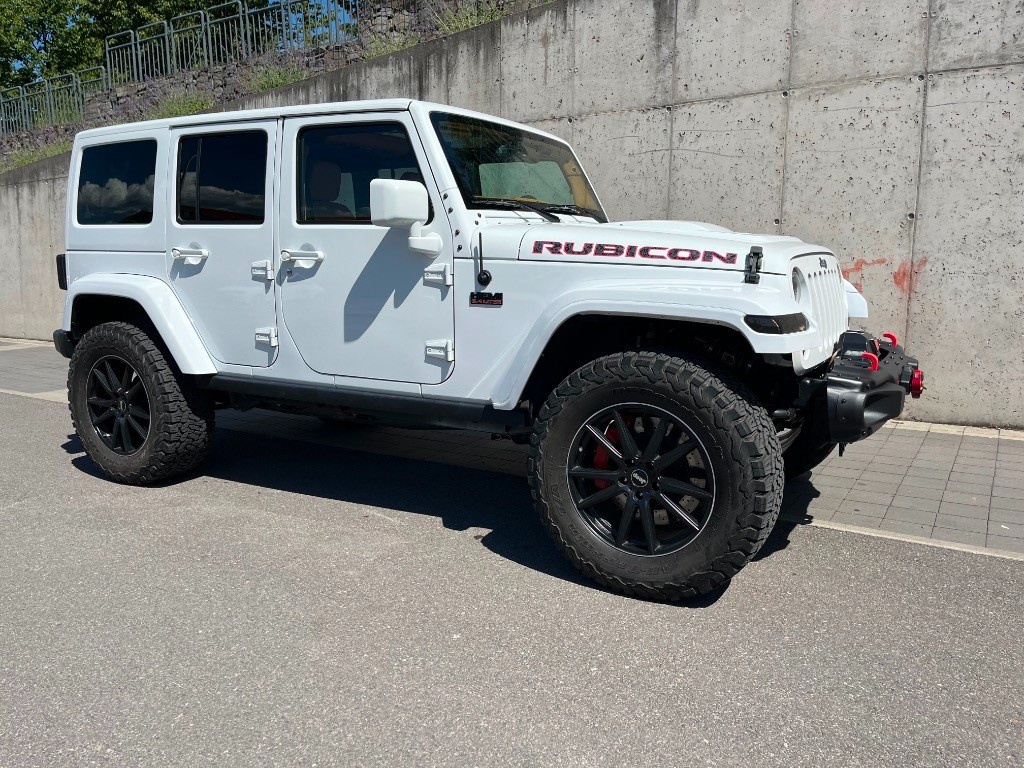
[425,338,454,362]
[422,263,452,287]
[255,327,278,347]
[251,259,273,281]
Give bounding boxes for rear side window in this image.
[77,139,158,225]
[177,131,267,224]
[297,122,424,224]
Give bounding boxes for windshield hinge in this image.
[744,246,764,284]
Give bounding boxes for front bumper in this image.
[802,331,923,444]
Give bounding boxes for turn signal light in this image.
[743,313,809,334]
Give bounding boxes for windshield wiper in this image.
[469,197,560,222]
[538,204,608,223]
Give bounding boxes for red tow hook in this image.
[882,332,898,347]
[910,369,925,399]
[861,351,880,372]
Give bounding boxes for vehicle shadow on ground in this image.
[62,428,813,606]
[62,429,595,590]
[754,477,824,561]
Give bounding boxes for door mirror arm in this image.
[408,222,443,257]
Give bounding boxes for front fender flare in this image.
[63,274,217,375]
[489,280,824,410]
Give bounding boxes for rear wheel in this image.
[68,321,214,485]
[529,351,784,601]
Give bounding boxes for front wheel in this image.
[529,352,784,601]
[68,321,214,485]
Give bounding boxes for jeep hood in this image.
[510,219,834,274]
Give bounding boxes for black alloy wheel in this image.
[85,355,151,455]
[566,403,716,557]
[530,351,784,600]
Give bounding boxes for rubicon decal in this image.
[532,241,738,264]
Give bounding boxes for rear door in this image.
[277,112,455,384]
[166,121,278,367]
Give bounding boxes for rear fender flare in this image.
[63,274,217,375]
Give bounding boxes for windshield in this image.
[430,112,606,222]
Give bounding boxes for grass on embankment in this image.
[0,140,73,175]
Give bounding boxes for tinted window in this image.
[177,131,267,224]
[77,140,157,225]
[297,123,424,224]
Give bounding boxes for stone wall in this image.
[2,0,1022,426]
[0,51,333,162]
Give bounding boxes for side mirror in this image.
[370,178,428,227]
[370,179,443,257]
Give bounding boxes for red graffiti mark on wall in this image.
[841,258,888,292]
[893,257,929,293]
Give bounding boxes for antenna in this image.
[477,231,492,287]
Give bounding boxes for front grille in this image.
[792,254,847,373]
[806,264,846,350]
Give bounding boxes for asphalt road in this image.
[1,392,1022,767]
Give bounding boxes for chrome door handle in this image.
[280,248,324,268]
[171,247,209,266]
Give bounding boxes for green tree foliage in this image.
[0,0,216,88]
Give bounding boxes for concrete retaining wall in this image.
[0,156,69,343]
[2,0,1022,426]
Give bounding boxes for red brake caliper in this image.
[592,425,620,489]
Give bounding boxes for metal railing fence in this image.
[0,0,537,136]
[105,0,366,88]
[208,2,247,66]
[104,31,137,86]
[0,69,106,133]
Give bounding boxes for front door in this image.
[166,121,278,367]
[277,113,455,384]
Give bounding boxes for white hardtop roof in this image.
[74,99,564,145]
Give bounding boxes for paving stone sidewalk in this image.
[3,338,1022,556]
[783,426,1024,552]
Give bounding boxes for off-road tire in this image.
[68,321,214,485]
[528,351,784,601]
[783,429,837,479]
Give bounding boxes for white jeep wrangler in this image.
[54,99,924,600]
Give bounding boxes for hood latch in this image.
[744,246,764,284]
